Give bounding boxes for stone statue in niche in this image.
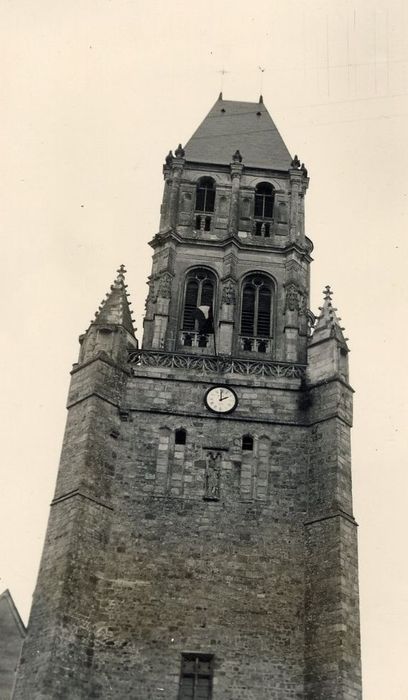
[298,295,308,335]
[204,451,221,500]
[298,293,306,315]
[285,283,300,312]
[158,273,172,299]
[145,277,157,308]
[222,280,236,305]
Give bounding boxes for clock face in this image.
[204,386,238,414]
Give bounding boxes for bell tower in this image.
[143,94,311,365]
[14,96,361,700]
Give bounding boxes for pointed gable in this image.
[184,97,292,170]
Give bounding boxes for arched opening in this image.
[180,268,215,349]
[254,182,274,237]
[240,274,273,354]
[195,177,215,232]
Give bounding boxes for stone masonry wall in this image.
[83,367,309,700]
[14,355,361,699]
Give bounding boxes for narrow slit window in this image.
[175,429,187,445]
[242,435,254,451]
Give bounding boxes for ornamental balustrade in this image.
[128,349,306,379]
[180,331,214,349]
[195,214,212,232]
[239,336,273,354]
[253,219,273,237]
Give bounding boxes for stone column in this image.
[151,272,173,349]
[218,278,236,354]
[168,144,185,230]
[159,153,173,231]
[289,158,309,246]
[283,282,300,362]
[228,150,244,235]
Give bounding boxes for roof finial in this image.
[115,264,127,287]
[217,67,229,93]
[232,149,243,163]
[175,143,185,158]
[258,66,265,96]
[259,94,263,104]
[323,285,333,301]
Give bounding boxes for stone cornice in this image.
[149,228,313,259]
[304,509,358,527]
[182,160,291,179]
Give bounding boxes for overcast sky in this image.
[1,1,407,698]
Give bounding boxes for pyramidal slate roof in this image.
[184,95,292,170]
[92,265,135,336]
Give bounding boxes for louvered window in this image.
[254,182,274,219]
[195,178,216,213]
[240,275,273,338]
[179,654,213,700]
[182,270,215,332]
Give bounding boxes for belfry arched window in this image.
[181,269,215,348]
[240,274,273,353]
[195,177,215,232]
[254,182,274,237]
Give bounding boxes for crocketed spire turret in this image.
[93,265,135,336]
[311,285,348,349]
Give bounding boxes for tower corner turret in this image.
[77,264,138,368]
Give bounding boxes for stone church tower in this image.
[14,96,362,699]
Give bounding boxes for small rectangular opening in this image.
[179,653,214,700]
